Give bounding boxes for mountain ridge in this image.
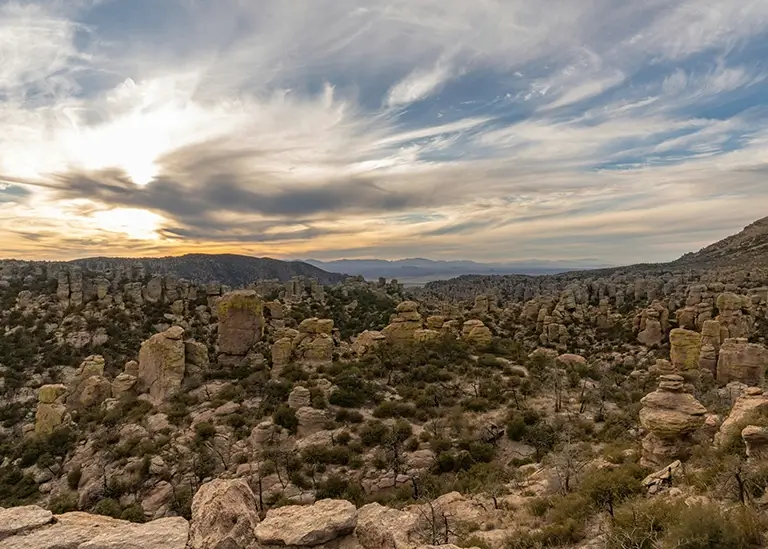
[65,253,346,286]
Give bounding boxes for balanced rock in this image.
[254,499,357,546]
[639,375,707,467]
[137,326,186,403]
[669,329,701,371]
[716,338,767,387]
[382,302,423,342]
[217,290,265,356]
[188,479,261,549]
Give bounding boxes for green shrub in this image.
[49,492,78,514]
[91,498,122,518]
[120,503,146,523]
[273,406,298,434]
[360,420,389,447]
[67,465,82,490]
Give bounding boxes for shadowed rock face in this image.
[216,290,265,356]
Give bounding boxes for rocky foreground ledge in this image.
[0,478,472,549]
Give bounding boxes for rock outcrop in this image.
[669,329,701,371]
[0,509,188,549]
[137,326,186,403]
[639,375,707,467]
[217,290,265,357]
[254,499,357,546]
[716,338,768,386]
[34,384,69,436]
[715,387,768,447]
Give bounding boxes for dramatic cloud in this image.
[1,0,768,263]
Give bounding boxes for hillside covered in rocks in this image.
[66,254,347,287]
[1,217,768,548]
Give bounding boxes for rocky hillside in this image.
[68,254,346,286]
[421,216,768,300]
[674,215,768,268]
[1,221,767,548]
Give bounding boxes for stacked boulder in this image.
[635,301,669,347]
[639,375,707,467]
[382,301,423,343]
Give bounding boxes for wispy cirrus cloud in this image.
[1,0,768,263]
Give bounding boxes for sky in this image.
[1,0,768,264]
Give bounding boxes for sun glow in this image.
[88,208,164,240]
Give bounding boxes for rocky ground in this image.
[0,218,767,548]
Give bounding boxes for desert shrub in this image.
[194,421,216,442]
[579,464,645,517]
[49,492,78,514]
[67,465,82,490]
[273,406,298,434]
[120,503,146,523]
[335,409,364,424]
[91,498,122,518]
[360,420,390,447]
[608,499,767,549]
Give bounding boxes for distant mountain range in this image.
[35,216,767,290]
[68,254,346,286]
[304,258,613,285]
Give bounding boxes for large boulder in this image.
[669,329,701,371]
[462,320,492,346]
[716,338,768,387]
[78,517,188,549]
[137,326,186,403]
[188,479,261,549]
[0,511,125,549]
[356,503,420,549]
[217,290,265,356]
[255,499,357,546]
[288,386,312,409]
[0,506,53,539]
